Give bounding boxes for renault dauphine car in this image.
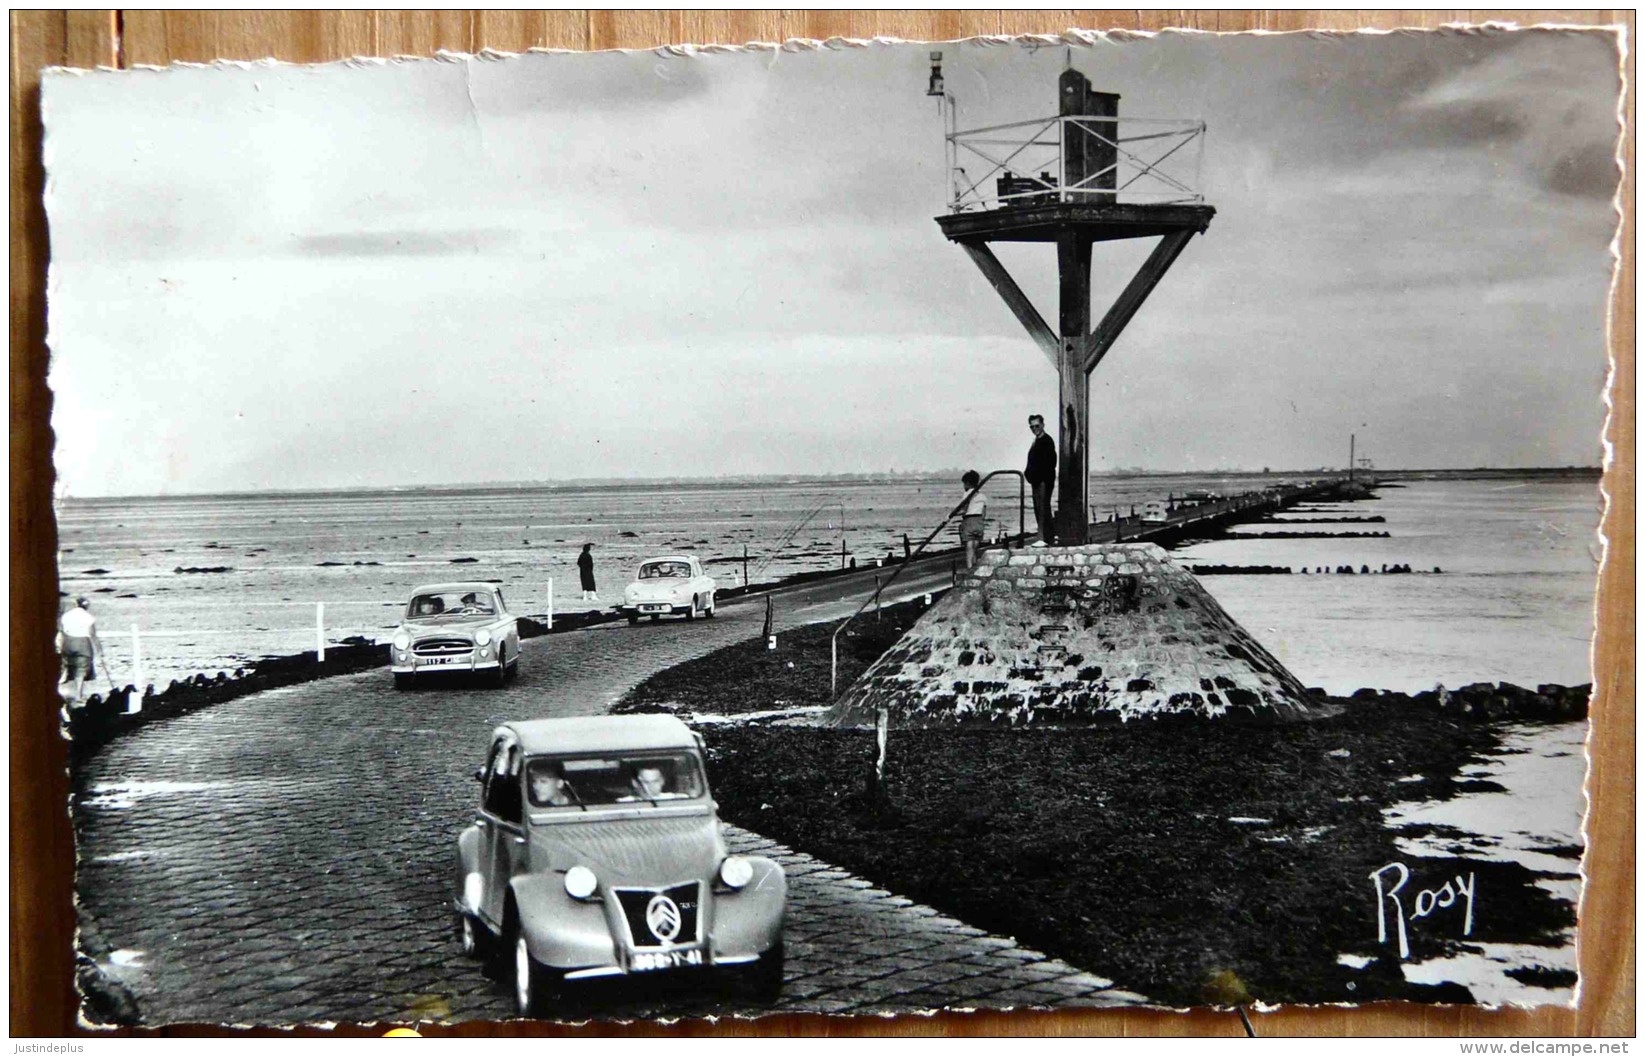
[390,581,520,690]
[454,715,786,1015]
[616,555,718,624]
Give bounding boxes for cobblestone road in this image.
[75,564,1143,1025]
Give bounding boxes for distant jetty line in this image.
[54,464,1597,505]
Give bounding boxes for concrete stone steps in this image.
[829,542,1320,726]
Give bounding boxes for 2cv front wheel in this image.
[507,919,558,1018]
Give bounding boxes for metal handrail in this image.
[946,113,1206,213]
[829,469,1027,699]
[747,497,846,583]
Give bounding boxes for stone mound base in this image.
[828,543,1319,727]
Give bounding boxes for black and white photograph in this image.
[43,24,1622,1027]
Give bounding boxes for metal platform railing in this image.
[829,470,1027,698]
[946,113,1207,213]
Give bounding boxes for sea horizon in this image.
[56,463,1604,504]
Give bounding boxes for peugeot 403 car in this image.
[454,715,786,1015]
[616,555,718,624]
[390,582,520,690]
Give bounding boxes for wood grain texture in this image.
[10,8,77,1038]
[9,9,1633,1038]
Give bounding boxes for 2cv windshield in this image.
[526,753,705,808]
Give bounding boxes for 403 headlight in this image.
[393,631,410,650]
[719,856,754,890]
[564,865,598,901]
[475,629,492,647]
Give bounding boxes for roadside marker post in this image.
[869,707,891,809]
[128,624,144,714]
[315,602,325,663]
[546,579,553,630]
[875,708,889,783]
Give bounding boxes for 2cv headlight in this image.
[564,865,598,901]
[719,856,754,890]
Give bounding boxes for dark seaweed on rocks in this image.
[1189,564,1293,575]
[65,638,390,759]
[1237,531,1391,539]
[615,609,1589,1006]
[698,701,1582,1007]
[617,595,936,715]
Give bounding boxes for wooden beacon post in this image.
[935,66,1214,544]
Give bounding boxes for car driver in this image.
[528,765,573,807]
[628,765,668,801]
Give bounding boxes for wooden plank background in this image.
[9,9,1634,1039]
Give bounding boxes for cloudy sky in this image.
[44,28,1621,497]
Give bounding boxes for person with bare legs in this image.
[960,470,989,569]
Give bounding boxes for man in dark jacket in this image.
[1025,414,1056,545]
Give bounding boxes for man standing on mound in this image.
[1025,414,1056,547]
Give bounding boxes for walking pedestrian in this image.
[959,470,988,569]
[577,543,598,602]
[57,596,107,704]
[1025,413,1056,546]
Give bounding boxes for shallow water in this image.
[1178,478,1601,694]
[1375,722,1586,1007]
[55,472,1601,694]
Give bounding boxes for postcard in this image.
[43,27,1621,1026]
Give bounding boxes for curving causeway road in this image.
[74,558,1144,1026]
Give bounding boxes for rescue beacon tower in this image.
[929,54,1215,544]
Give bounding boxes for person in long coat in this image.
[577,543,598,602]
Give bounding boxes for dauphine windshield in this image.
[526,752,705,808]
[638,561,691,580]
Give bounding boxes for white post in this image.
[546,579,553,630]
[315,602,325,662]
[875,708,889,783]
[128,624,144,714]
